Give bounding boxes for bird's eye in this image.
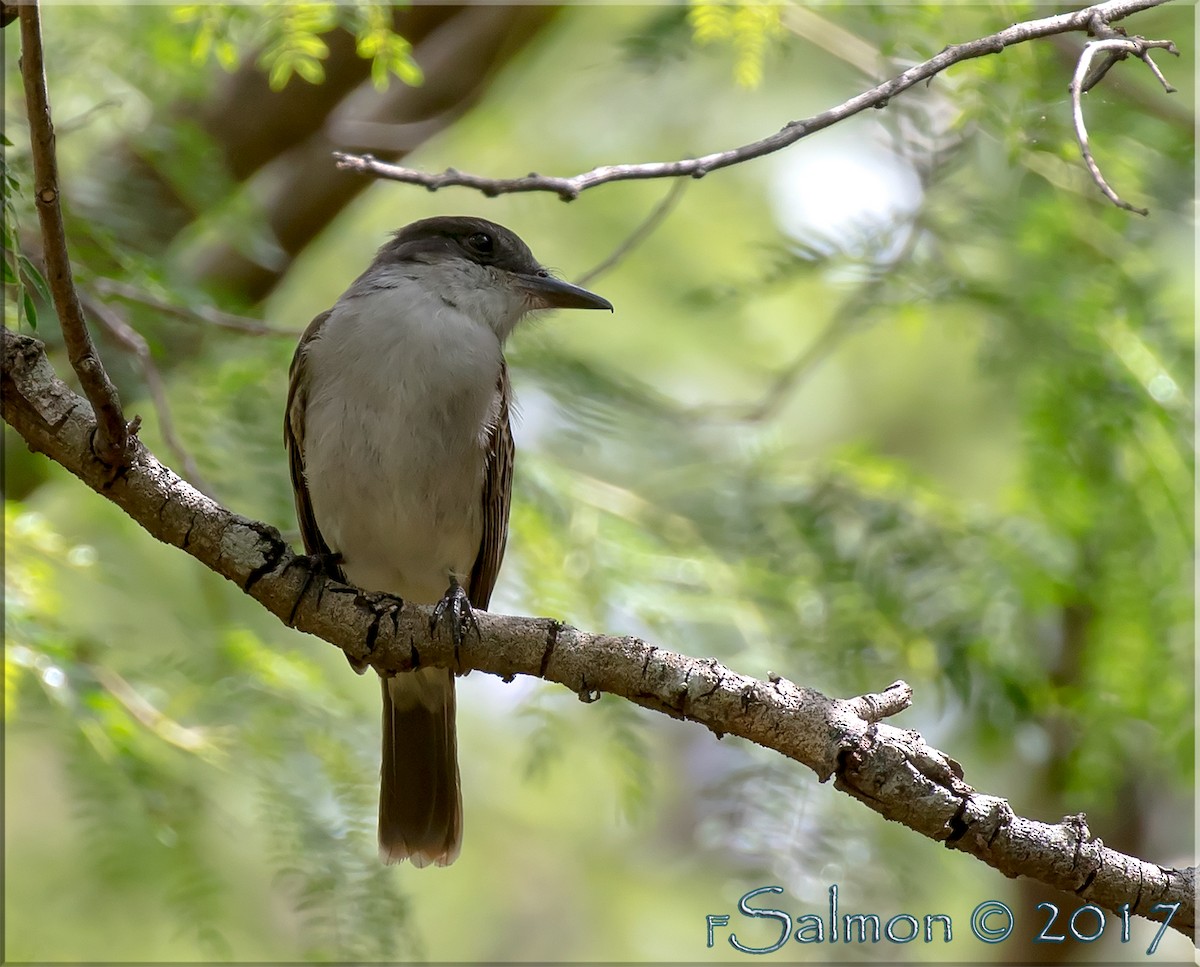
[466,232,494,256]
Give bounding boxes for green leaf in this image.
[17,256,50,303]
[292,57,326,85]
[689,3,732,43]
[356,29,381,58]
[3,257,16,286]
[266,58,292,91]
[21,289,37,330]
[214,39,239,71]
[293,34,330,58]
[687,1,782,89]
[388,47,423,86]
[370,56,389,92]
[190,22,214,65]
[287,3,337,35]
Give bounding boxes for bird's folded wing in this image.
[469,362,513,611]
[285,309,344,576]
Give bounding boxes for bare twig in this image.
[93,278,296,337]
[84,295,216,496]
[1137,45,1179,92]
[334,0,1172,201]
[1069,35,1179,215]
[2,327,1195,939]
[574,180,688,288]
[18,1,129,464]
[1050,34,1191,129]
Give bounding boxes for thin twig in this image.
[1049,34,1191,129]
[88,663,216,755]
[334,0,1172,201]
[711,310,859,424]
[1138,47,1178,92]
[84,295,216,496]
[18,1,129,464]
[1069,36,1179,215]
[93,278,296,337]
[574,180,688,288]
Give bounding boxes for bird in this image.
[285,215,612,866]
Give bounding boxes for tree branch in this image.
[17,1,129,465]
[1069,34,1179,215]
[333,0,1174,202]
[2,327,1192,939]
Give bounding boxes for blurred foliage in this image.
[3,2,1194,962]
[688,1,784,89]
[173,2,423,91]
[2,134,50,330]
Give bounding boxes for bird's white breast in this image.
[300,276,506,603]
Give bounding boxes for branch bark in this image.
[2,328,1193,940]
[333,0,1175,202]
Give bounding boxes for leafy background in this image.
[3,2,1193,962]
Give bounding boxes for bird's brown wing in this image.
[468,362,514,610]
[285,309,345,576]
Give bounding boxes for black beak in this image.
[518,272,613,311]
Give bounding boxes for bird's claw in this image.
[430,578,480,650]
[303,550,344,578]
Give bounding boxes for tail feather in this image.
[378,668,462,866]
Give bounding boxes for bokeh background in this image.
[4,2,1194,962]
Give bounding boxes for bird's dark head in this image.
[368,216,612,338]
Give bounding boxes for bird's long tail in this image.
[378,668,462,866]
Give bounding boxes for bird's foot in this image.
[430,577,480,659]
[286,550,347,627]
[302,550,345,578]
